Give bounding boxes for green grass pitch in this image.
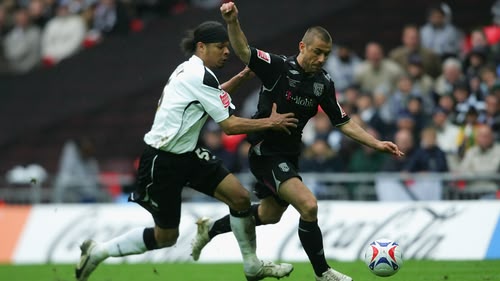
[1,260,500,281]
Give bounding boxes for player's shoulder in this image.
[182,57,219,88]
[251,46,286,63]
[318,68,334,84]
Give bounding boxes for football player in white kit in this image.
[75,21,298,281]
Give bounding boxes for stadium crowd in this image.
[212,3,500,177]
[0,0,194,74]
[2,1,500,203]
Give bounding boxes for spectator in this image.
[457,106,482,159]
[354,41,403,93]
[463,46,489,81]
[387,75,419,123]
[430,107,461,170]
[462,28,492,59]
[324,43,361,92]
[406,53,435,98]
[200,120,237,172]
[406,95,431,133]
[300,138,343,173]
[433,57,465,98]
[386,126,447,201]
[480,66,498,95]
[381,128,416,172]
[52,138,106,203]
[404,127,448,172]
[457,124,500,172]
[339,85,360,114]
[372,84,393,125]
[66,0,97,14]
[395,110,418,143]
[347,127,389,173]
[3,7,41,74]
[389,24,441,78]
[481,94,500,141]
[420,3,464,59]
[92,0,130,36]
[470,23,500,68]
[437,94,457,122]
[468,74,488,105]
[41,0,87,65]
[452,83,484,125]
[355,93,391,139]
[302,108,342,152]
[28,0,52,28]
[0,5,11,75]
[456,125,500,196]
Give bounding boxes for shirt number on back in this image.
[195,147,211,161]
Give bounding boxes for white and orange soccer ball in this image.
[363,238,403,277]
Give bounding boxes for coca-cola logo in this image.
[46,205,229,263]
[274,205,462,261]
[43,204,465,263]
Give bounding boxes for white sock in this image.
[230,214,261,273]
[94,228,148,259]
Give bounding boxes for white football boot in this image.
[245,260,294,281]
[191,217,212,261]
[315,268,353,281]
[75,240,105,281]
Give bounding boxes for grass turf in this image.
[1,260,500,281]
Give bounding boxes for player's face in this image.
[299,37,331,73]
[203,42,230,69]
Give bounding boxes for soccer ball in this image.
[363,238,403,277]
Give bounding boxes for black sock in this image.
[208,214,231,239]
[208,204,263,239]
[143,227,159,250]
[298,219,329,277]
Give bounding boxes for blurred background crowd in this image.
[0,0,499,204]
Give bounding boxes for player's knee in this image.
[299,199,318,220]
[227,189,251,211]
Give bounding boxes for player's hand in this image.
[268,103,298,135]
[238,66,255,81]
[377,141,404,157]
[220,2,238,23]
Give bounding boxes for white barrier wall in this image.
[2,201,500,264]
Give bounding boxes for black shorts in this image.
[248,149,301,206]
[129,145,230,228]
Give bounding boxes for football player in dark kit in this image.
[192,2,404,281]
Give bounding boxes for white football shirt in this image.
[144,55,235,154]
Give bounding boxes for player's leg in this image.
[197,195,286,240]
[212,173,293,280]
[75,225,179,280]
[76,146,186,281]
[278,178,352,281]
[192,195,287,261]
[191,152,288,261]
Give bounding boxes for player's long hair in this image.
[180,29,196,57]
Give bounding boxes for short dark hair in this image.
[302,26,332,45]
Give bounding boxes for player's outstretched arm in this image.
[218,103,297,135]
[220,2,251,64]
[221,66,254,94]
[338,120,404,156]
